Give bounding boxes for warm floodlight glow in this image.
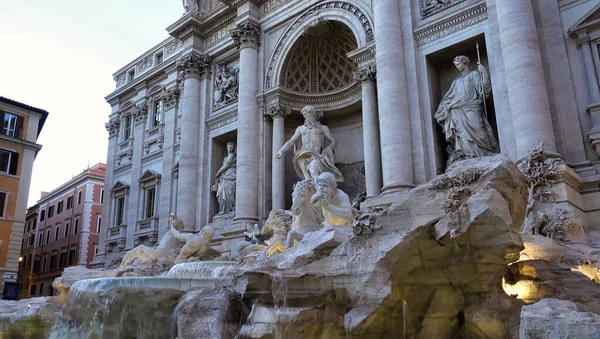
[18,256,23,262]
[501,277,537,303]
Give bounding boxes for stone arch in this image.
[265,1,374,90]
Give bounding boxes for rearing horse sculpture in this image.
[286,179,324,249]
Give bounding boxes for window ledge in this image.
[0,172,19,179]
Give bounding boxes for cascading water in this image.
[48,261,238,339]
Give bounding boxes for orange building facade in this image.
[0,96,47,297]
[20,164,105,298]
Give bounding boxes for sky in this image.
[0,0,182,206]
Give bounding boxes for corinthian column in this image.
[266,105,290,210]
[232,20,261,223]
[496,0,557,158]
[354,65,382,197]
[176,52,211,230]
[578,34,600,104]
[373,0,414,193]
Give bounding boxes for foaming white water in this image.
[165,260,238,278]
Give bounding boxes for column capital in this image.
[105,117,121,138]
[176,52,211,80]
[161,87,181,110]
[353,65,377,83]
[231,20,261,50]
[131,103,148,125]
[265,105,291,120]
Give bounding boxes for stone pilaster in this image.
[232,19,261,223]
[266,105,290,210]
[373,0,414,193]
[176,52,211,230]
[496,0,557,158]
[354,65,383,198]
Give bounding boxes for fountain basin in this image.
[166,260,238,279]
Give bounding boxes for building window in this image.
[67,196,73,209]
[100,189,104,204]
[57,201,63,214]
[64,221,70,238]
[45,229,51,244]
[94,245,99,256]
[144,188,156,219]
[0,191,6,218]
[155,52,163,65]
[42,256,47,271]
[74,218,79,234]
[26,254,31,267]
[151,100,162,127]
[33,217,37,230]
[115,197,125,225]
[68,248,77,266]
[33,259,39,273]
[77,191,82,205]
[30,284,36,296]
[48,205,54,218]
[0,149,19,175]
[29,235,34,246]
[97,215,102,234]
[40,210,45,221]
[123,115,132,140]
[50,254,56,270]
[1,112,22,138]
[59,252,66,268]
[54,225,60,241]
[37,234,42,247]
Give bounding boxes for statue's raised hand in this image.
[275,150,283,159]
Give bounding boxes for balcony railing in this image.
[118,139,133,154]
[134,217,158,246]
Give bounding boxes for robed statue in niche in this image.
[212,142,236,218]
[182,0,199,13]
[434,55,499,168]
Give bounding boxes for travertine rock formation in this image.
[520,299,600,339]
[234,154,527,338]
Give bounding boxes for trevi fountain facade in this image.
[4,0,600,338]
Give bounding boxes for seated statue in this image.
[311,172,353,227]
[170,226,215,264]
[120,212,184,269]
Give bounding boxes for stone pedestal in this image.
[232,20,261,223]
[176,52,211,230]
[496,0,557,158]
[267,105,290,210]
[354,66,382,197]
[373,0,414,193]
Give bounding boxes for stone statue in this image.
[275,105,343,182]
[212,142,236,218]
[434,55,499,167]
[214,63,239,106]
[170,226,215,264]
[311,172,353,227]
[182,0,199,13]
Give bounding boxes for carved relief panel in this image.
[213,60,240,109]
[420,0,467,19]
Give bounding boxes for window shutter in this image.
[9,151,19,175]
[16,115,24,139]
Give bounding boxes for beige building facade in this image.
[94,0,600,266]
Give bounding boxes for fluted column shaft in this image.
[373,0,414,193]
[267,106,290,210]
[580,37,600,104]
[354,66,382,197]
[176,52,210,230]
[232,20,261,223]
[496,0,557,157]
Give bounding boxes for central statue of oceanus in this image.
[276,105,344,182]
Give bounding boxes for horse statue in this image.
[286,179,324,249]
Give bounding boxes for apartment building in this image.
[0,96,47,297]
[26,163,105,297]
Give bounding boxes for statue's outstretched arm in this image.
[170,226,187,242]
[276,126,302,158]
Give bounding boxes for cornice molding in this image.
[414,2,487,47]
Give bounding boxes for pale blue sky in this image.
[0,0,182,206]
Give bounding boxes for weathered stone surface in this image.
[174,288,247,339]
[520,299,600,339]
[236,154,527,338]
[277,226,353,269]
[52,266,113,303]
[0,297,57,336]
